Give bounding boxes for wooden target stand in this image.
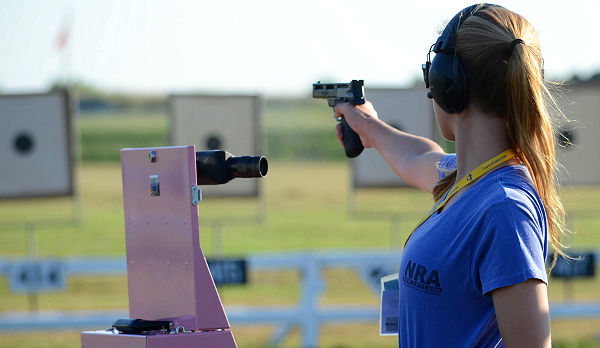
[0,91,80,310]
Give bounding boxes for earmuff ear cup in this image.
[428,52,469,114]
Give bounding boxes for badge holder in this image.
[380,273,399,336]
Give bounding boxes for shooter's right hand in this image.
[333,101,379,149]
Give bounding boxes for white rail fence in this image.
[1,250,599,347]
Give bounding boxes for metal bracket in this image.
[191,186,202,206]
[170,326,194,334]
[150,175,160,197]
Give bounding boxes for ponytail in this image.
[505,29,570,269]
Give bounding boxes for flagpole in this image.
[55,10,83,226]
[56,11,72,88]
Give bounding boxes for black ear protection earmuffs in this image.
[422,4,494,114]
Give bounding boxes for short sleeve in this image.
[437,153,457,180]
[473,199,548,295]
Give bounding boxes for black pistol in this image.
[312,79,365,158]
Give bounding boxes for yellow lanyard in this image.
[404,148,516,246]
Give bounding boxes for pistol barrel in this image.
[229,155,268,178]
[196,150,268,185]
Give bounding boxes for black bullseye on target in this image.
[556,128,576,150]
[388,122,404,132]
[206,134,223,150]
[13,132,34,155]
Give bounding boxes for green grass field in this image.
[1,101,599,347]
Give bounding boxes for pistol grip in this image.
[339,117,364,158]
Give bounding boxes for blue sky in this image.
[1,0,599,96]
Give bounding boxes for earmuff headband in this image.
[422,3,495,114]
[433,4,485,54]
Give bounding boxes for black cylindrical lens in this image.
[228,156,268,178]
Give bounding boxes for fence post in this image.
[299,254,323,348]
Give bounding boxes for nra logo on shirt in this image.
[403,259,443,295]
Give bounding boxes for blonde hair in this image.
[431,5,569,269]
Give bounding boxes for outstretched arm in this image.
[334,102,446,193]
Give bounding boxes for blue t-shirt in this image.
[398,154,548,348]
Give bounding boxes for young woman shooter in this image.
[334,4,567,347]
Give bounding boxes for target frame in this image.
[0,90,74,199]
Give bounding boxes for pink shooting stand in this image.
[81,146,237,348]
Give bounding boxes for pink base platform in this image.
[81,329,236,348]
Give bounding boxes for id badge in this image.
[379,273,399,336]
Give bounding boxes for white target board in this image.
[0,91,73,199]
[554,83,600,185]
[170,95,261,197]
[352,88,437,188]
